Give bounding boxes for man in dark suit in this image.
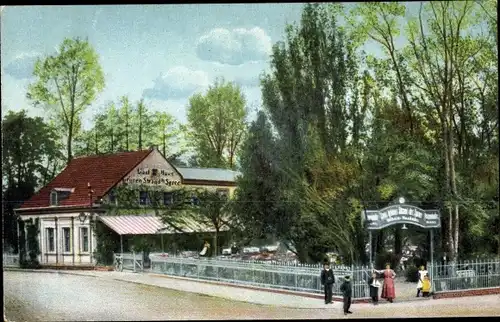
[320,262,335,304]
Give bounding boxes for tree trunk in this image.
[376,230,385,254]
[67,120,73,164]
[126,114,129,151]
[213,229,219,257]
[94,129,98,154]
[394,227,402,258]
[163,132,166,157]
[139,116,143,150]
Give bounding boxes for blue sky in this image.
[1,4,412,130]
[1,4,309,129]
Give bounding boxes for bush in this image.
[405,265,419,283]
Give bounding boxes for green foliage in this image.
[374,251,400,272]
[234,3,367,264]
[405,265,419,283]
[2,110,63,251]
[187,78,247,169]
[231,111,281,242]
[73,96,185,160]
[106,183,231,256]
[27,37,105,164]
[20,218,41,269]
[92,220,118,265]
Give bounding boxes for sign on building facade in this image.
[362,204,441,230]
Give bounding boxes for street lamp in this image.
[398,197,406,204]
[78,212,88,224]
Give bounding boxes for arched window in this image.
[50,191,58,206]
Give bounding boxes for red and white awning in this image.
[97,215,230,235]
[97,215,168,235]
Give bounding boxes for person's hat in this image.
[344,275,350,279]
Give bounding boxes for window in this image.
[62,227,71,252]
[50,191,58,206]
[163,192,173,206]
[46,228,55,252]
[139,191,149,205]
[217,189,230,199]
[191,194,200,206]
[80,227,89,253]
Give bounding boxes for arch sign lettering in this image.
[362,204,441,230]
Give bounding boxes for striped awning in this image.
[97,215,167,235]
[97,215,230,235]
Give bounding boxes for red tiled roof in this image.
[18,149,152,209]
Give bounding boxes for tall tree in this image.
[232,111,281,242]
[187,78,247,169]
[118,96,132,151]
[27,37,105,164]
[2,110,63,251]
[344,2,414,134]
[246,3,363,263]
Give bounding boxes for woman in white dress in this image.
[416,265,428,297]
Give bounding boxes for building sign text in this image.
[123,167,181,186]
[362,205,441,230]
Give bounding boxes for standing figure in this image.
[199,241,210,257]
[421,274,431,297]
[320,263,335,304]
[367,272,380,305]
[416,265,428,297]
[374,264,396,303]
[340,275,353,315]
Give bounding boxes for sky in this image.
[1,4,414,130]
[1,4,309,129]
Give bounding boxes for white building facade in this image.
[16,147,238,266]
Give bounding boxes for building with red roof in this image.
[16,146,238,266]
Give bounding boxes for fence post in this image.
[132,251,136,273]
[180,261,184,277]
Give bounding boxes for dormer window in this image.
[50,188,74,206]
[50,191,58,206]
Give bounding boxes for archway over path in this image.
[362,198,441,293]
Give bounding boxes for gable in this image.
[120,149,182,189]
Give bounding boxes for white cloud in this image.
[196,27,272,65]
[143,66,210,100]
[3,52,40,80]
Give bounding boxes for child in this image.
[320,262,335,304]
[421,274,431,297]
[367,272,380,305]
[340,275,353,315]
[416,265,428,297]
